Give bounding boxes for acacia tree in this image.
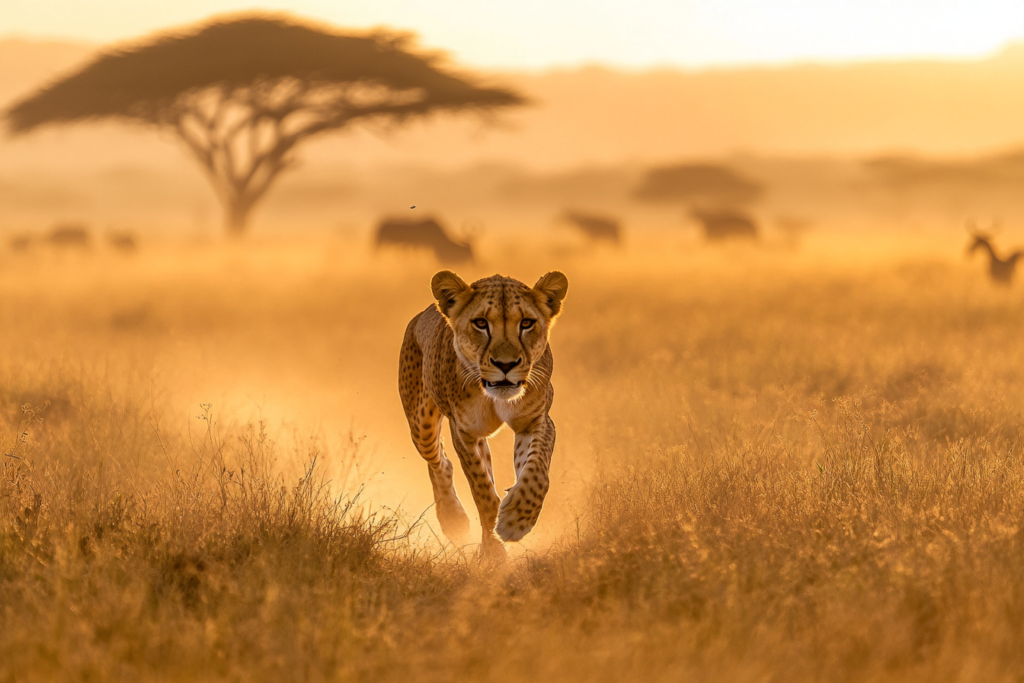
[5,16,525,235]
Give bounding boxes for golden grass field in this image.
[3,232,1024,682]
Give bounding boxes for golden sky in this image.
[2,0,1024,69]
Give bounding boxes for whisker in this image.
[457,362,480,393]
[526,364,552,388]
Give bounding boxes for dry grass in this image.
[2,235,1024,682]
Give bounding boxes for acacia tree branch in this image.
[225,92,429,209]
[210,80,312,203]
[217,79,425,202]
[171,109,235,203]
[241,156,295,210]
[159,79,495,233]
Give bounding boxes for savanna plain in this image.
[3,231,1024,683]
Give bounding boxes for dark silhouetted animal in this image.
[560,210,621,243]
[690,209,759,241]
[46,223,91,248]
[375,217,473,264]
[107,231,138,252]
[9,234,33,251]
[968,232,1021,285]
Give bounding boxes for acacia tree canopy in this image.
[5,16,526,235]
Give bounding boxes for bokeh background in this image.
[6,4,1024,681]
[7,1,1024,237]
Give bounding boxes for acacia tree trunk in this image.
[225,193,257,237]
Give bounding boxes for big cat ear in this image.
[532,271,569,316]
[431,270,470,317]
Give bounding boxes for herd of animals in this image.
[372,208,757,264]
[372,213,1023,287]
[4,215,1022,286]
[8,223,137,252]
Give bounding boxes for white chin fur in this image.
[485,385,526,401]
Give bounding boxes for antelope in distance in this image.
[374,216,474,264]
[967,222,1022,285]
[559,210,621,243]
[690,209,759,242]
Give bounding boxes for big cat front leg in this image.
[496,414,555,542]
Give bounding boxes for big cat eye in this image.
[472,319,489,329]
[520,319,536,329]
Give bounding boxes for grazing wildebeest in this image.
[967,228,1021,285]
[690,209,759,241]
[560,210,621,243]
[107,231,138,252]
[9,234,33,251]
[46,223,91,248]
[374,217,473,264]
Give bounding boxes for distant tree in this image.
[5,16,525,235]
[634,163,763,208]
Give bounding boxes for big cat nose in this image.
[490,358,522,374]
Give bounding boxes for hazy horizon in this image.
[4,30,1024,75]
[4,0,1024,70]
[6,25,1024,236]
[7,34,1024,170]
